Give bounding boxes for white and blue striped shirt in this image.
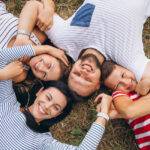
[0,45,105,149]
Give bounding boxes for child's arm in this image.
[0,61,24,81]
[112,91,150,119]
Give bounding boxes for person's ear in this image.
[36,87,44,97]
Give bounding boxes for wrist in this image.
[97,112,109,121]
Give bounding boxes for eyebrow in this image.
[47,93,53,101]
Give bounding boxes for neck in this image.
[82,48,105,65]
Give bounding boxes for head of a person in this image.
[101,61,137,93]
[29,54,73,81]
[68,48,104,97]
[15,80,73,133]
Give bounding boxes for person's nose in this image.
[80,68,88,77]
[45,101,53,114]
[122,78,131,87]
[37,62,48,72]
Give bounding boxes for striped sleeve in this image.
[0,45,35,103]
[112,91,128,100]
[42,123,105,150]
[0,45,35,69]
[0,1,6,16]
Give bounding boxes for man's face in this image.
[29,54,61,81]
[104,65,137,93]
[68,54,101,97]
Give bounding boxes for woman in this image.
[0,45,112,149]
[0,1,71,83]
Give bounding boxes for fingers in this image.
[61,54,69,66]
[37,21,47,31]
[135,80,150,96]
[37,17,52,31]
[94,93,105,104]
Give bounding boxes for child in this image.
[101,60,150,150]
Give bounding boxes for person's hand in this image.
[135,78,150,95]
[34,45,69,66]
[36,5,54,31]
[13,35,33,46]
[1,61,24,80]
[108,103,123,119]
[12,70,27,83]
[47,46,69,66]
[94,93,112,114]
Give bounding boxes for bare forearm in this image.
[41,0,55,10]
[0,69,4,80]
[114,94,150,119]
[18,1,41,33]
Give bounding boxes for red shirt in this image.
[112,91,150,150]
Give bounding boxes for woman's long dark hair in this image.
[14,80,73,133]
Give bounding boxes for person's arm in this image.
[112,91,150,119]
[41,94,112,150]
[0,61,25,81]
[135,62,150,95]
[17,0,54,34]
[37,0,55,31]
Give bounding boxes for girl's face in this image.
[29,87,67,122]
[29,54,62,81]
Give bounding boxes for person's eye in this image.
[48,64,51,69]
[53,106,60,112]
[74,72,80,76]
[43,72,47,79]
[122,73,125,78]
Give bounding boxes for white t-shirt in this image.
[46,0,150,81]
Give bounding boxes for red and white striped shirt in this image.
[112,91,150,150]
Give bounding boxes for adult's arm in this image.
[43,122,105,150]
[37,0,55,31]
[18,0,44,34]
[113,92,150,119]
[41,93,112,150]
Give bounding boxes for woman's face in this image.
[29,87,67,122]
[29,54,62,81]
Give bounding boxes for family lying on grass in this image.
[0,0,150,149]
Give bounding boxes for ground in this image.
[6,0,150,149]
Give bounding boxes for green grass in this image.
[6,0,150,149]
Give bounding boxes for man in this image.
[16,0,150,96]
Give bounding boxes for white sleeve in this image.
[145,0,150,17]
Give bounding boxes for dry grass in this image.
[6,0,150,149]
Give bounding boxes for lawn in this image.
[6,0,150,149]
